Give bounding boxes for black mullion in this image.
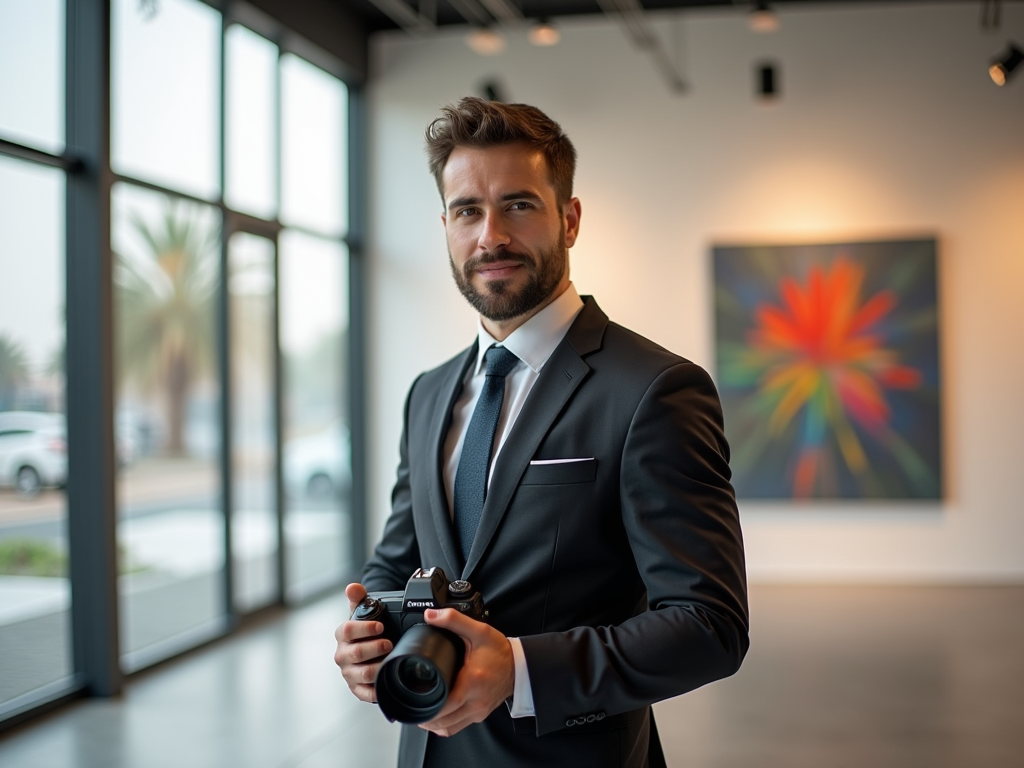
[217,7,237,628]
[65,0,121,697]
[0,137,81,172]
[108,171,220,208]
[272,239,286,606]
[346,84,368,576]
[272,32,288,605]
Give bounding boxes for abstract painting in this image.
[713,239,942,500]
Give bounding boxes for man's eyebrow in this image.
[446,191,544,211]
[447,196,480,210]
[501,190,543,203]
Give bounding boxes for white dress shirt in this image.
[442,282,585,718]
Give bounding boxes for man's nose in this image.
[478,211,511,252]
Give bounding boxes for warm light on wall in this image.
[466,26,506,55]
[529,18,561,47]
[749,1,780,33]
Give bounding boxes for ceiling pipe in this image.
[478,0,525,29]
[596,0,688,93]
[366,0,435,36]
[448,0,495,26]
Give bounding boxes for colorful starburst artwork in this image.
[713,239,942,500]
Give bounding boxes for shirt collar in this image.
[473,283,585,375]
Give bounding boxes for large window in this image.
[109,0,353,666]
[112,183,226,667]
[0,0,359,723]
[0,156,71,717]
[0,0,72,719]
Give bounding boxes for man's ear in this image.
[564,198,582,248]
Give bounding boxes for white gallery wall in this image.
[364,2,1024,583]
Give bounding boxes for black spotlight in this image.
[989,42,1023,86]
[479,80,507,102]
[756,62,779,101]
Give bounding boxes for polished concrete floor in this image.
[0,585,1021,768]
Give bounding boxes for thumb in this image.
[424,608,485,641]
[345,582,367,613]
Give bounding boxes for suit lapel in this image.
[463,298,608,580]
[426,342,477,580]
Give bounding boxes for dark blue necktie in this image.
[453,345,520,563]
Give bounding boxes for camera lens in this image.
[397,658,439,695]
[375,623,464,724]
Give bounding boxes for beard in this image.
[449,233,568,323]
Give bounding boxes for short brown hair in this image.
[425,97,577,204]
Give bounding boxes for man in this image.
[334,97,748,768]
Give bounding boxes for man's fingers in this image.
[334,634,392,669]
[350,636,393,663]
[423,608,486,641]
[343,658,383,686]
[336,619,384,643]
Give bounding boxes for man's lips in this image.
[473,261,525,280]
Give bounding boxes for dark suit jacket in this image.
[363,297,749,768]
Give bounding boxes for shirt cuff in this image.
[507,637,536,718]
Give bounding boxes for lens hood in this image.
[375,623,464,724]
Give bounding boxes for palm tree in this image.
[114,200,218,456]
[0,332,31,410]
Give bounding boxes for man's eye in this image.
[456,207,479,217]
[508,201,532,211]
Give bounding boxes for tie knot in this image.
[484,345,519,378]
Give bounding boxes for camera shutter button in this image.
[448,580,473,597]
[353,597,383,620]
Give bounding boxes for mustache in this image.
[463,251,536,276]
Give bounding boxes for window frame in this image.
[0,0,367,729]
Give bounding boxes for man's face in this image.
[441,143,581,327]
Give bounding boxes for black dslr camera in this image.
[352,567,487,724]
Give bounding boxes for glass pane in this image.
[0,0,64,153]
[0,157,71,711]
[228,233,278,613]
[111,0,221,200]
[112,183,226,670]
[225,25,278,220]
[280,55,347,236]
[280,231,350,601]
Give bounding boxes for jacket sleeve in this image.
[519,361,749,736]
[361,376,424,593]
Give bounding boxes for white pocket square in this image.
[529,457,594,465]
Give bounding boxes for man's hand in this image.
[333,583,393,703]
[418,607,515,738]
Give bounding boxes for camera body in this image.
[353,567,487,724]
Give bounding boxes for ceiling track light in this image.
[989,42,1023,86]
[529,18,561,47]
[467,25,506,55]
[749,1,780,33]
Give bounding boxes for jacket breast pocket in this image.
[520,458,597,486]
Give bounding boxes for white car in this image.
[0,411,68,498]
[283,422,351,501]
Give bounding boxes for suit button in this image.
[586,714,596,723]
[575,717,586,726]
[596,712,605,721]
[565,719,575,728]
